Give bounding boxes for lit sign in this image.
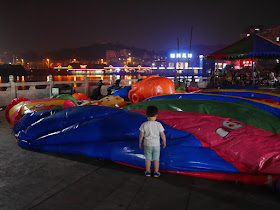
[170,53,192,59]
[242,60,252,67]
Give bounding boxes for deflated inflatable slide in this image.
[5,76,280,188]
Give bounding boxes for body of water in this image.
[0,74,138,83]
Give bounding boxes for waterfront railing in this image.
[0,74,209,107]
[0,75,140,106]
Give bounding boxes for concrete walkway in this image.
[0,109,279,210]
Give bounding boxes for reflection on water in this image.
[0,74,140,91]
[0,74,138,83]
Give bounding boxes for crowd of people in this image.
[207,69,280,88]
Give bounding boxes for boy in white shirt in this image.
[139,106,166,177]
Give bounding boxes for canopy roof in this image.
[206,34,280,60]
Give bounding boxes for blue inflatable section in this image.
[145,93,280,118]
[14,105,239,173]
[112,86,131,101]
[205,91,280,103]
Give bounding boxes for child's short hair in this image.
[146,106,158,117]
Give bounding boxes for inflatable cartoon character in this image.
[98,95,127,108]
[216,120,243,138]
[128,75,175,103]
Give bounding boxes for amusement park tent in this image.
[205,34,280,60]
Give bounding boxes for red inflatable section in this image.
[5,97,29,123]
[185,86,201,92]
[115,161,280,187]
[131,109,280,175]
[6,98,76,126]
[128,75,175,103]
[253,98,280,105]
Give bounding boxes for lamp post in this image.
[46,59,50,68]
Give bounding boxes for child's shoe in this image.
[154,172,161,178]
[145,171,151,177]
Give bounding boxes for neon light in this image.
[80,65,87,69]
[170,53,175,58]
[69,69,104,71]
[54,65,73,70]
[242,60,252,67]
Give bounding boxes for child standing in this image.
[139,105,166,177]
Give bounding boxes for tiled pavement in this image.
[0,110,279,210]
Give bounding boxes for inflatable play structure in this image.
[5,97,76,126]
[6,75,280,189]
[128,75,175,103]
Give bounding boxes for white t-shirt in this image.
[139,121,164,146]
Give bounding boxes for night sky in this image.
[0,0,279,53]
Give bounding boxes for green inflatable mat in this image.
[124,98,280,134]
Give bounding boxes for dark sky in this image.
[0,0,279,53]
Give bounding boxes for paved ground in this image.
[0,109,280,210]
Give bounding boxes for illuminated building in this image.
[106,50,116,62]
[150,52,211,76]
[106,49,132,65]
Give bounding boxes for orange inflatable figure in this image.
[128,75,175,103]
[72,93,89,101]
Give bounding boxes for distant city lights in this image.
[80,65,87,69]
